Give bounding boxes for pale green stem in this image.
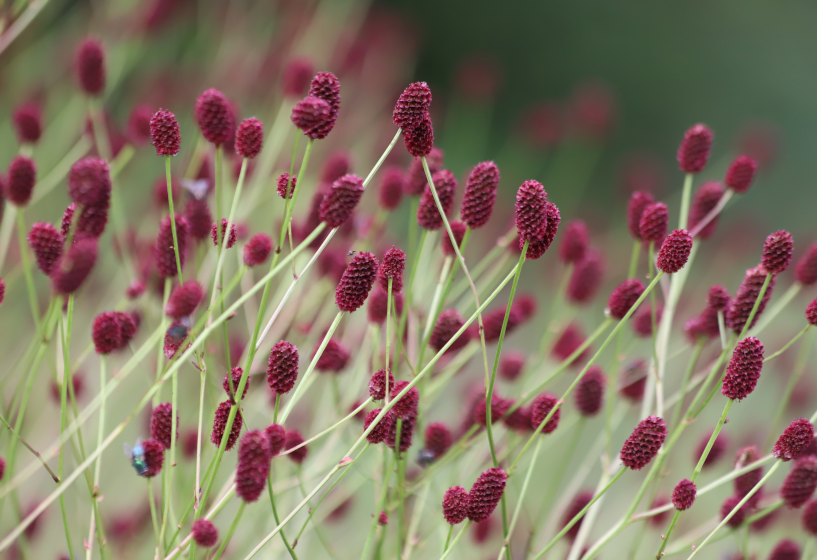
[148,479,161,550]
[627,239,641,279]
[57,297,76,560]
[267,468,299,560]
[29,135,92,206]
[360,447,395,560]
[764,330,814,449]
[164,155,184,284]
[679,173,693,230]
[751,282,801,337]
[212,501,245,560]
[689,188,734,238]
[439,521,471,560]
[17,209,41,331]
[280,399,371,458]
[386,278,393,372]
[194,366,206,510]
[764,324,811,363]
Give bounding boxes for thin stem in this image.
[0,413,58,482]
[267,469,299,560]
[17,209,41,331]
[212,501,246,560]
[443,525,453,554]
[194,365,206,510]
[751,282,801,337]
[360,448,395,560]
[679,173,693,230]
[386,278,393,372]
[689,188,734,238]
[439,521,471,560]
[165,155,184,284]
[764,324,811,363]
[148,478,161,549]
[764,331,814,449]
[279,399,371,457]
[628,239,641,279]
[57,297,76,560]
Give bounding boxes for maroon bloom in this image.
[315,338,350,373]
[211,219,237,248]
[807,298,817,326]
[243,233,272,266]
[567,249,605,304]
[403,113,434,157]
[424,422,452,457]
[720,495,746,527]
[235,430,272,503]
[150,403,177,450]
[265,424,286,456]
[165,281,203,319]
[707,285,731,311]
[323,153,351,185]
[393,82,432,129]
[140,439,164,478]
[474,394,511,426]
[461,161,500,229]
[672,479,696,511]
[768,540,801,560]
[515,180,547,243]
[639,202,668,242]
[282,58,313,97]
[552,323,590,367]
[267,340,299,395]
[607,278,645,320]
[627,191,655,240]
[222,367,249,400]
[689,181,724,240]
[390,380,419,420]
[657,229,693,274]
[677,124,713,173]
[721,336,764,401]
[499,352,525,380]
[276,173,296,199]
[378,166,404,211]
[795,243,817,285]
[210,402,242,451]
[726,265,776,333]
[163,321,188,360]
[68,157,111,206]
[725,155,758,193]
[632,304,662,337]
[620,416,667,470]
[774,419,815,461]
[782,456,817,508]
[92,312,123,354]
[574,366,606,417]
[386,413,416,452]
[562,492,593,540]
[404,148,443,196]
[693,430,728,469]
[429,309,470,352]
[7,156,36,206]
[76,38,105,96]
[443,486,469,525]
[308,72,341,140]
[530,393,561,434]
[335,251,378,312]
[150,109,181,157]
[620,360,647,402]
[466,468,507,523]
[235,118,263,159]
[52,238,98,294]
[320,174,364,228]
[61,203,76,238]
[369,369,395,401]
[13,102,42,144]
[154,214,187,278]
[761,230,794,274]
[184,198,212,241]
[127,105,152,146]
[196,89,234,145]
[366,287,403,324]
[734,446,764,508]
[559,220,589,264]
[378,246,406,293]
[803,500,817,535]
[284,430,308,464]
[27,223,63,276]
[417,169,457,230]
[290,96,331,138]
[441,221,467,257]
[364,408,394,444]
[191,519,218,548]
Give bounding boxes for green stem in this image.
[360,448,395,560]
[212,501,246,560]
[764,324,811,363]
[679,173,693,230]
[764,331,814,449]
[439,521,471,560]
[628,239,641,279]
[16,209,40,331]
[267,469,299,560]
[750,282,801,337]
[442,525,453,554]
[165,155,184,284]
[57,296,76,560]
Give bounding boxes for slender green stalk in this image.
[17,209,41,331]
[764,331,814,449]
[160,360,180,548]
[86,354,107,557]
[750,282,801,337]
[57,296,76,560]
[628,239,641,279]
[442,525,453,554]
[267,469,299,560]
[194,364,206,510]
[679,173,693,230]
[506,435,543,540]
[764,324,810,363]
[360,448,395,560]
[439,521,471,560]
[148,478,161,549]
[164,155,184,284]
[394,418,405,556]
[386,278,393,373]
[212,502,246,560]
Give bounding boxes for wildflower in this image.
[562,492,593,540]
[378,512,388,526]
[467,468,507,522]
[378,166,404,211]
[150,109,181,157]
[424,422,452,457]
[726,265,776,333]
[61,203,75,238]
[386,413,415,452]
[140,439,164,478]
[620,360,647,402]
[235,430,272,503]
[191,519,218,548]
[68,157,111,206]
[795,243,817,285]
[154,214,187,278]
[243,233,272,266]
[672,479,696,511]
[403,113,434,157]
[211,219,237,248]
[499,352,525,380]
[165,281,203,319]
[720,495,746,527]
[620,416,666,470]
[364,409,394,444]
[282,58,313,97]
[75,38,105,96]
[390,380,419,419]
[530,393,560,434]
[803,500,817,535]
[725,155,758,193]
[515,180,547,243]
[552,323,590,367]
[474,394,511,426]
[27,223,63,276]
[52,238,98,294]
[721,337,764,401]
[693,430,728,469]
[320,174,364,228]
[378,246,406,293]
[782,456,817,508]
[417,169,457,230]
[150,403,177,450]
[443,486,469,525]
[441,221,467,257]
[461,161,499,229]
[429,309,470,351]
[393,82,432,129]
[688,181,724,239]
[7,156,36,206]
[677,124,713,173]
[369,369,395,401]
[235,118,263,159]
[265,424,286,456]
[291,96,331,137]
[276,173,296,199]
[404,148,444,195]
[335,251,378,312]
[222,367,249,400]
[13,102,42,144]
[707,285,731,310]
[315,338,350,372]
[627,191,655,240]
[366,287,403,324]
[807,298,817,326]
[559,220,589,264]
[657,229,693,274]
[184,198,212,241]
[567,249,605,304]
[163,321,188,359]
[574,366,606,417]
[127,105,152,145]
[308,72,341,139]
[196,89,234,145]
[773,419,815,461]
[210,401,242,451]
[639,202,668,242]
[607,278,645,320]
[632,304,662,337]
[761,230,794,274]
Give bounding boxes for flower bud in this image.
[677,124,713,173]
[196,89,234,146]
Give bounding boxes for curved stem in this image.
[438,521,471,560]
[165,155,184,284]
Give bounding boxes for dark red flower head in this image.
[424,422,452,457]
[782,456,817,508]
[61,203,75,238]
[378,166,404,211]
[574,366,606,417]
[567,249,605,305]
[627,191,655,240]
[163,321,188,359]
[222,367,249,400]
[284,430,308,464]
[768,540,801,560]
[274,173,295,199]
[364,408,394,444]
[417,170,456,230]
[531,393,561,434]
[672,479,697,511]
[726,265,776,333]
[404,148,444,196]
[733,446,763,507]
[527,201,561,259]
[265,424,286,456]
[677,124,713,173]
[803,500,817,535]
[774,419,815,461]
[195,89,234,145]
[762,230,794,274]
[315,338,350,372]
[52,238,98,294]
[211,218,236,248]
[378,246,406,294]
[620,415,667,470]
[639,202,668,242]
[92,312,123,354]
[443,486,469,525]
[461,161,499,229]
[442,221,467,257]
[393,82,432,129]
[390,380,419,420]
[235,430,272,503]
[76,38,105,96]
[559,220,589,264]
[13,102,42,144]
[243,233,272,267]
[515,180,547,243]
[562,491,593,540]
[235,118,263,159]
[150,110,181,157]
[367,287,404,324]
[191,519,218,548]
[807,298,817,326]
[689,181,724,240]
[499,352,525,380]
[68,157,111,206]
[320,174,364,228]
[127,105,152,146]
[282,58,314,98]
[725,155,758,194]
[632,304,662,337]
[429,309,470,352]
[291,96,331,138]
[721,336,764,401]
[27,222,63,276]
[308,72,341,140]
[335,251,378,312]
[184,198,211,241]
[619,360,647,402]
[150,403,177,450]
[474,394,511,426]
[165,281,203,319]
[369,369,395,401]
[796,243,817,286]
[154,214,187,278]
[607,278,645,320]
[466,468,507,522]
[657,229,693,274]
[403,113,434,157]
[720,495,747,527]
[707,285,731,311]
[210,401,242,451]
[7,156,36,206]
[267,340,299,395]
[386,413,416,452]
[693,430,728,469]
[140,439,164,478]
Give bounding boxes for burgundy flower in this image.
[308,72,341,139]
[165,281,203,319]
[184,198,212,241]
[404,148,444,196]
[68,157,111,206]
[552,323,590,367]
[567,249,605,304]
[607,278,645,320]
[291,96,331,138]
[154,214,187,278]
[504,405,532,433]
[720,495,746,527]
[150,403,177,450]
[734,446,764,508]
[620,360,647,402]
[672,479,696,511]
[320,174,364,228]
[417,169,457,230]
[367,287,403,324]
[140,439,164,478]
[726,265,776,333]
[75,198,110,239]
[282,58,313,97]
[211,219,237,248]
[127,105,152,146]
[27,222,63,276]
[7,156,36,206]
[284,430,308,464]
[803,500,817,535]
[795,243,817,286]
[276,173,296,199]
[92,312,122,354]
[403,113,434,157]
[191,519,218,548]
[235,430,272,503]
[627,191,655,240]
[61,203,76,238]
[315,338,350,372]
[677,124,713,173]
[620,415,667,470]
[774,419,815,461]
[499,352,525,380]
[632,304,662,338]
[707,285,731,311]
[13,102,42,144]
[369,369,395,401]
[335,251,378,312]
[515,180,547,243]
[768,540,801,560]
[424,422,452,457]
[474,394,511,426]
[657,229,693,274]
[782,456,817,508]
[265,424,286,456]
[210,401,242,451]
[364,408,394,444]
[574,366,606,417]
[243,233,272,267]
[390,380,419,420]
[559,220,589,264]
[76,38,105,96]
[461,161,499,229]
[393,82,432,129]
[196,89,234,145]
[222,367,249,400]
[378,246,406,293]
[689,181,724,240]
[429,309,470,352]
[52,238,98,294]
[721,336,764,401]
[386,413,415,452]
[761,230,794,274]
[441,221,467,257]
[725,155,758,193]
[639,202,668,242]
[562,492,593,540]
[807,299,817,326]
[163,321,188,359]
[325,154,353,187]
[693,430,728,469]
[235,118,263,159]
[378,166,404,211]
[267,340,299,395]
[443,486,469,525]
[150,109,181,157]
[466,468,507,523]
